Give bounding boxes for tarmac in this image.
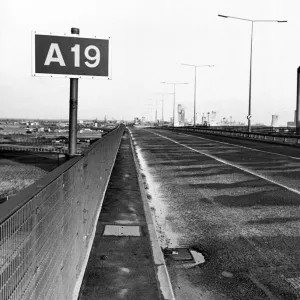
[78,129,174,300]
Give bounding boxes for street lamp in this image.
[142,102,155,122]
[153,93,173,123]
[161,82,188,126]
[218,14,287,132]
[181,64,214,127]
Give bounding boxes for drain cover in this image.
[163,248,194,261]
[103,225,141,236]
[285,277,300,291]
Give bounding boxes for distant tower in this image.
[177,104,185,123]
[211,111,216,121]
[271,115,279,127]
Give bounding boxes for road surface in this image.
[130,127,300,300]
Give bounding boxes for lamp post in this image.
[153,93,173,124]
[161,82,188,126]
[181,64,214,127]
[161,99,164,123]
[143,102,155,123]
[218,14,287,132]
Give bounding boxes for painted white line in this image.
[150,131,300,197]
[175,132,300,161]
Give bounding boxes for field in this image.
[0,151,66,201]
[0,124,108,202]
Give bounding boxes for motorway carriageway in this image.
[130,128,300,300]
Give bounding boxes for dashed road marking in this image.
[176,132,300,160]
[149,130,300,197]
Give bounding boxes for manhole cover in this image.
[103,225,141,236]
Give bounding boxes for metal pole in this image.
[248,21,254,132]
[296,67,300,134]
[155,100,158,123]
[161,98,164,122]
[68,27,80,156]
[194,66,197,127]
[173,84,176,127]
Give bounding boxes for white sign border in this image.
[31,31,112,80]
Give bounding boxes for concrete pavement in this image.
[78,130,174,300]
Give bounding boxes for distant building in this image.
[210,111,217,125]
[271,115,279,127]
[287,122,295,127]
[287,110,296,127]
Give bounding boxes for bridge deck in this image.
[131,128,300,300]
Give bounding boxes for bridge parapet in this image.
[0,124,125,300]
[159,126,300,146]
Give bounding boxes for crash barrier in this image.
[198,125,298,135]
[0,124,125,300]
[162,126,300,145]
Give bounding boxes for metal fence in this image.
[0,124,125,300]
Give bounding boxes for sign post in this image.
[69,28,80,156]
[296,67,300,135]
[32,29,111,156]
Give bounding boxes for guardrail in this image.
[0,124,125,300]
[198,125,298,135]
[160,126,300,145]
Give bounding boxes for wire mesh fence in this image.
[0,124,125,300]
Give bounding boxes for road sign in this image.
[32,32,111,79]
[247,115,252,120]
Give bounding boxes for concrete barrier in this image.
[0,124,125,300]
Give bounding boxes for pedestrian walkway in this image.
[78,130,173,300]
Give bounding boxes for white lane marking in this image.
[149,131,300,197]
[175,132,300,161]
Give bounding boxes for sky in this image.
[0,0,300,125]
